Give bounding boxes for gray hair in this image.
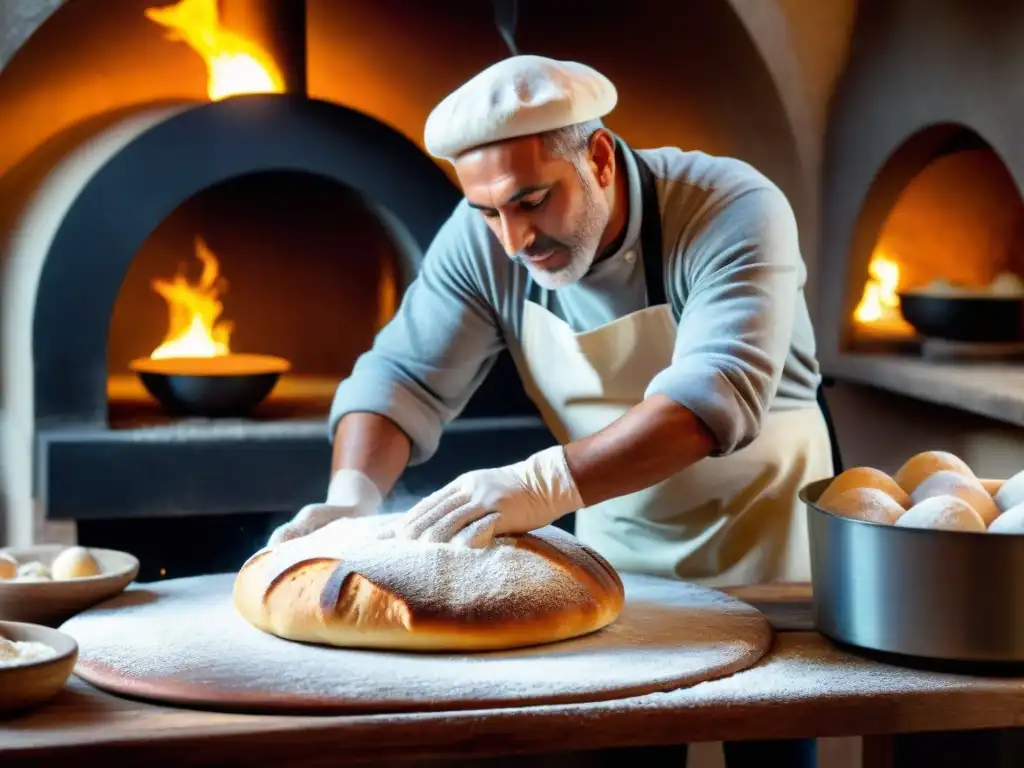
[541,118,607,162]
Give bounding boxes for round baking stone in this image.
[61,572,772,714]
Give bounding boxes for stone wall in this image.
[0,0,63,70]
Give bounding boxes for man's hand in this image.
[267,469,383,546]
[398,446,582,547]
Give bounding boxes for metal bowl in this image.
[801,477,1024,663]
[129,353,290,418]
[898,292,1024,342]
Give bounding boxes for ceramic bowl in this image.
[0,545,139,626]
[0,620,78,715]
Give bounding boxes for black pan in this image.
[898,292,1024,343]
[129,354,290,418]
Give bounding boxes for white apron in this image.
[512,151,834,588]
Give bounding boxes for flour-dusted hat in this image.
[424,55,617,161]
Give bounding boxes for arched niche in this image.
[24,95,459,422]
[821,0,1024,362]
[105,169,411,425]
[841,125,1024,347]
[0,0,64,70]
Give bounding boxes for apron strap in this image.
[631,149,841,475]
[630,149,666,307]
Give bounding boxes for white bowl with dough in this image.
[801,476,1024,663]
[0,545,139,627]
[0,620,78,715]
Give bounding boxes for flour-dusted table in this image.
[2,585,1023,767]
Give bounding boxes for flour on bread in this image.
[252,514,593,621]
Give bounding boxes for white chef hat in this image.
[424,54,617,161]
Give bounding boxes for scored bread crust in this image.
[233,521,625,652]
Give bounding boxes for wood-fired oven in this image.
[823,0,1024,366]
[0,0,559,577]
[835,126,1024,353]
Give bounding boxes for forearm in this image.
[564,395,718,507]
[331,412,412,497]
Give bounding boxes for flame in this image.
[853,251,914,334]
[145,0,284,101]
[150,238,234,360]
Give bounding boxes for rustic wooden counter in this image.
[2,585,1023,767]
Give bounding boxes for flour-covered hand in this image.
[398,446,583,547]
[267,469,383,546]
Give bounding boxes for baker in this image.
[269,54,829,766]
[272,53,832,584]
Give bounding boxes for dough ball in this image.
[51,546,101,580]
[15,560,51,582]
[818,467,912,509]
[988,503,1024,534]
[0,636,17,662]
[894,451,976,494]
[910,470,1000,526]
[979,478,1005,496]
[895,495,986,532]
[994,469,1024,513]
[0,553,17,581]
[819,487,905,525]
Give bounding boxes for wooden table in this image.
[3,584,1024,767]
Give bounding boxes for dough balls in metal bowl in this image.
[814,450,1018,534]
[805,451,1024,663]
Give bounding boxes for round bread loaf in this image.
[818,467,911,510]
[894,450,975,494]
[233,514,625,652]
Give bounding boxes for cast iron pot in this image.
[898,291,1024,342]
[129,353,290,418]
[801,476,1024,663]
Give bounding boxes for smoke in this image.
[492,0,519,56]
[380,482,428,516]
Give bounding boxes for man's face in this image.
[454,133,614,289]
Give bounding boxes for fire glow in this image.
[145,0,285,101]
[143,0,282,364]
[853,251,914,336]
[150,239,233,360]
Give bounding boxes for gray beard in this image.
[526,183,607,290]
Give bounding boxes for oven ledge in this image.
[35,416,554,521]
[825,352,1024,427]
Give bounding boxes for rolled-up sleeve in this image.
[646,187,802,456]
[329,207,504,465]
